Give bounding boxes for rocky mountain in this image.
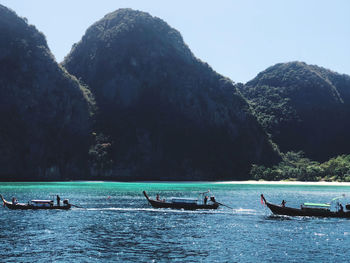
[239,62,350,161]
[63,8,279,180]
[0,5,94,181]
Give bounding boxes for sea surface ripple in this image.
[0,182,350,262]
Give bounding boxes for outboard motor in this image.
[63,199,69,206]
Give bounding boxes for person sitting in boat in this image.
[12,197,18,205]
[339,203,344,213]
[204,196,208,205]
[210,196,216,203]
[281,200,286,207]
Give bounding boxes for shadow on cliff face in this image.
[0,5,94,181]
[63,8,280,180]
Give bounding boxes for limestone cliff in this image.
[0,5,94,180]
[63,9,279,180]
[239,62,350,161]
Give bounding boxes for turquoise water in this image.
[1,182,350,262]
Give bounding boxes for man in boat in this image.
[57,195,60,206]
[12,197,18,205]
[204,196,208,205]
[210,196,216,203]
[156,194,165,202]
[281,200,286,207]
[339,203,344,213]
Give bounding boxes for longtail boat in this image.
[1,194,71,210]
[261,194,350,218]
[143,191,219,210]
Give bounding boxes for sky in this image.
[1,0,349,83]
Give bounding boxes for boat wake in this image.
[73,207,257,215]
[232,208,258,215]
[75,207,225,214]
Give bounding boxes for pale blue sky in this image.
[1,0,349,83]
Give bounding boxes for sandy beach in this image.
[215,180,350,186]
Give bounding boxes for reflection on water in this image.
[0,182,350,262]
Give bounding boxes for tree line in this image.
[250,151,350,182]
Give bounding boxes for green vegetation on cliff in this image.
[239,62,350,161]
[2,4,350,182]
[0,5,94,181]
[63,8,280,180]
[251,152,350,182]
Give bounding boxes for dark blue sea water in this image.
[1,182,350,262]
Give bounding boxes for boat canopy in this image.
[30,200,53,207]
[31,200,53,203]
[171,198,198,204]
[303,202,330,208]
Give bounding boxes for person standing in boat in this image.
[12,197,18,205]
[57,195,61,206]
[204,196,208,205]
[339,203,344,213]
[156,194,165,202]
[281,200,286,207]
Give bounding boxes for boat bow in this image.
[143,191,151,203]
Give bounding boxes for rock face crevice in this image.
[63,8,279,180]
[0,5,94,180]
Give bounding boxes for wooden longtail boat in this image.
[1,195,71,210]
[261,194,350,218]
[143,191,219,210]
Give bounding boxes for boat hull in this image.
[1,195,71,210]
[147,198,219,210]
[3,203,71,210]
[261,194,350,218]
[143,191,219,210]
